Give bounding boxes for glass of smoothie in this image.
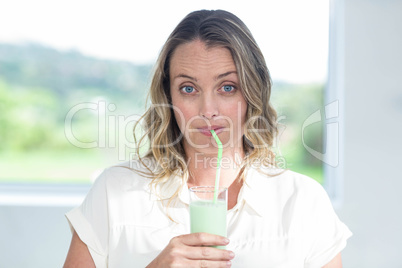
[189,186,227,248]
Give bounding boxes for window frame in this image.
[324,0,345,208]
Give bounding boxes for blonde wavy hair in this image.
[133,10,278,192]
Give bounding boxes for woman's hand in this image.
[146,232,234,267]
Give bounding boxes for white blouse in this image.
[66,162,352,268]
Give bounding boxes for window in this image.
[0,0,334,205]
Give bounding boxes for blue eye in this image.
[181,86,195,93]
[223,85,234,92]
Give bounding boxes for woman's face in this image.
[169,40,248,155]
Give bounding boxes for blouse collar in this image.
[146,166,284,217]
[181,166,283,216]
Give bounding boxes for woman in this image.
[64,10,352,267]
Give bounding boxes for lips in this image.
[197,126,225,136]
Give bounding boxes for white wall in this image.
[1,1,401,267]
[0,205,73,267]
[338,0,402,267]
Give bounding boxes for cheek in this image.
[172,103,195,132]
[173,107,185,133]
[226,100,248,127]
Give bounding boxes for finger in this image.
[180,232,229,247]
[187,246,235,261]
[186,259,232,268]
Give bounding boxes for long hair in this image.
[133,9,278,194]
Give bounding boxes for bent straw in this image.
[210,130,223,203]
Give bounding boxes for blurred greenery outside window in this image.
[0,43,326,186]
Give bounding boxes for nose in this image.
[199,92,218,120]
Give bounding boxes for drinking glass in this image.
[189,186,227,248]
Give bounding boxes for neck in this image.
[186,147,244,188]
[184,144,246,210]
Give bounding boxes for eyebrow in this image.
[215,71,237,80]
[173,71,237,82]
[174,74,198,82]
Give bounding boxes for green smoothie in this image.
[190,200,227,238]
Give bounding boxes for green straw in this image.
[210,130,223,203]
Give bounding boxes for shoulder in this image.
[91,160,154,193]
[248,166,324,192]
[246,166,337,219]
[81,160,161,218]
[246,166,330,206]
[240,166,336,225]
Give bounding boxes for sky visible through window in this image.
[0,0,328,83]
